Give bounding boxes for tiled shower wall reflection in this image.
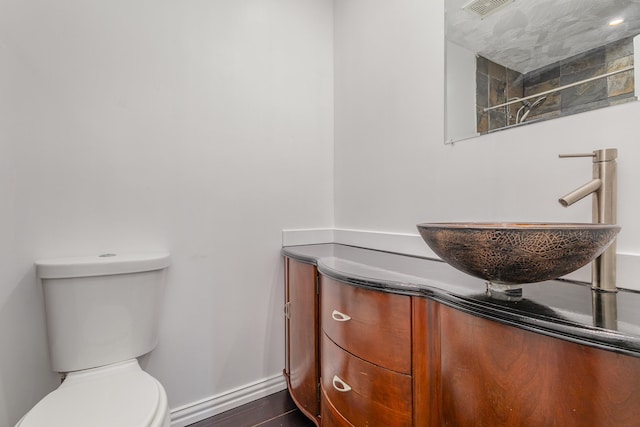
[475,57,523,133]
[476,36,636,135]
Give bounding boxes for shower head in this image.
[519,96,547,123]
[531,96,547,108]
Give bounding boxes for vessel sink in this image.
[417,223,620,285]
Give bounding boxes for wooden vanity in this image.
[283,244,640,427]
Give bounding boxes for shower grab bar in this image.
[483,65,634,112]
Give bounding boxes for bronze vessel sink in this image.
[417,223,620,285]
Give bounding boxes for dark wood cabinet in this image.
[284,257,320,425]
[284,253,640,426]
[435,303,640,427]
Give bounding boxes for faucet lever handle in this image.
[558,152,596,159]
[559,148,617,162]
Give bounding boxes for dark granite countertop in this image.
[282,243,640,358]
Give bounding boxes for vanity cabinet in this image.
[283,257,320,425]
[283,248,640,426]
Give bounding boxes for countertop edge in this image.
[283,244,640,358]
[281,245,323,265]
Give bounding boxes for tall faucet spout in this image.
[558,179,602,207]
[558,148,618,292]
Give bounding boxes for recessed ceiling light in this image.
[609,18,624,26]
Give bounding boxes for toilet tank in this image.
[36,253,171,373]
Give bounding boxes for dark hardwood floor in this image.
[188,390,316,427]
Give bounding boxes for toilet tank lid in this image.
[35,253,171,279]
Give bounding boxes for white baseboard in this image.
[282,228,640,292]
[170,374,287,427]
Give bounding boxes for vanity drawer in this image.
[320,275,411,374]
[321,385,354,427]
[321,333,412,427]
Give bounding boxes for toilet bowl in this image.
[16,360,170,427]
[16,253,171,427]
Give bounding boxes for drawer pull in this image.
[332,375,352,392]
[284,302,291,319]
[331,310,351,322]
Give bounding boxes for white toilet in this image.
[16,253,172,427]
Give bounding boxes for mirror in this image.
[445,0,640,144]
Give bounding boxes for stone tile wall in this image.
[475,56,523,134]
[476,36,636,135]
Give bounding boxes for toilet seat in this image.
[17,360,169,427]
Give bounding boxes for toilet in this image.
[16,253,171,427]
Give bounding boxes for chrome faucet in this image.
[558,148,618,292]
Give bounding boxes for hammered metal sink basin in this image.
[417,223,620,285]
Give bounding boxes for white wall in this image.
[334,0,640,291]
[0,0,334,425]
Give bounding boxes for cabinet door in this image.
[284,257,319,422]
[439,304,640,427]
